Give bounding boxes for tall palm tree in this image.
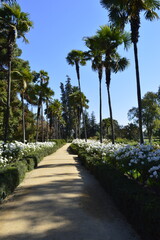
[46,100,64,139]
[66,50,86,91]
[84,37,104,143]
[100,0,160,144]
[0,3,33,142]
[11,58,33,143]
[66,50,88,140]
[92,25,130,144]
[69,88,89,139]
[32,71,48,142]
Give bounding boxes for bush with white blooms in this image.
[0,141,56,167]
[72,139,160,185]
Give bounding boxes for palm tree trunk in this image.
[41,103,44,142]
[75,62,81,90]
[82,108,87,142]
[106,84,115,144]
[21,92,26,143]
[46,101,49,141]
[4,59,11,143]
[75,63,87,141]
[99,72,103,143]
[36,104,41,142]
[133,42,144,144]
[77,110,81,138]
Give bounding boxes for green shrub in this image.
[69,144,160,240]
[0,167,19,201]
[0,140,66,203]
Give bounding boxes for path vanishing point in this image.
[0,143,141,240]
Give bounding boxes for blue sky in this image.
[16,0,160,126]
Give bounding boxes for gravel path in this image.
[0,143,141,240]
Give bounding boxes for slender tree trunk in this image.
[4,59,12,143]
[75,62,81,90]
[36,104,41,142]
[76,63,87,141]
[46,101,49,142]
[77,110,81,138]
[21,92,26,143]
[99,73,103,143]
[41,103,44,142]
[106,84,115,144]
[82,108,87,142]
[133,42,144,144]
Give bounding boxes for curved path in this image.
[0,144,141,240]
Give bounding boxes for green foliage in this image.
[70,144,160,240]
[128,91,160,142]
[0,140,66,202]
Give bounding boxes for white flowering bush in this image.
[72,139,160,186]
[0,141,56,168]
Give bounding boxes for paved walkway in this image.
[0,144,141,240]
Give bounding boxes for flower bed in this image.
[72,139,160,187]
[70,139,160,240]
[0,140,66,202]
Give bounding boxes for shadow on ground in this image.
[0,148,140,240]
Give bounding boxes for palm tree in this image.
[66,50,88,140]
[32,71,48,142]
[92,25,130,144]
[46,100,64,139]
[0,3,33,142]
[100,0,160,144]
[11,58,33,143]
[69,88,89,139]
[84,38,104,143]
[66,50,86,91]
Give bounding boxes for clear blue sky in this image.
[16,0,160,126]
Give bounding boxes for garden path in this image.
[0,143,141,240]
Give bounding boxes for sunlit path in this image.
[0,144,141,240]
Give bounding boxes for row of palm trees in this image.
[66,0,160,144]
[0,2,57,143]
[0,2,33,142]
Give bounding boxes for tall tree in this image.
[66,50,86,91]
[60,76,75,139]
[46,99,64,139]
[69,88,89,138]
[32,70,54,142]
[101,0,160,144]
[90,25,130,144]
[0,3,33,142]
[66,50,88,140]
[84,38,104,143]
[128,91,160,143]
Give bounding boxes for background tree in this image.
[32,70,54,142]
[66,50,88,141]
[119,123,139,141]
[101,0,160,144]
[92,25,130,144]
[69,88,89,139]
[60,76,75,139]
[128,91,160,143]
[102,118,120,139]
[46,99,64,139]
[84,37,104,143]
[0,2,33,142]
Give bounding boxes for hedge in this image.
[69,143,160,240]
[0,139,66,202]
